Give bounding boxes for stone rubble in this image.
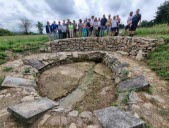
[0,50,157,127]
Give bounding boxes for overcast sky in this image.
[0,0,166,32]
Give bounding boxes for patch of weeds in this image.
[144,124,152,128]
[0,59,7,65]
[143,87,153,94]
[12,47,24,52]
[0,52,7,59]
[3,67,13,72]
[122,91,130,104]
[112,102,118,107]
[0,77,4,86]
[120,69,129,81]
[114,90,119,99]
[122,69,129,76]
[23,68,31,74]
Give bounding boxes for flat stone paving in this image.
[1,76,37,90]
[118,75,149,92]
[22,59,45,70]
[7,98,59,123]
[94,107,144,128]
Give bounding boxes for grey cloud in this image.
[44,0,75,16]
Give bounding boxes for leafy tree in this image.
[155,1,169,24]
[36,21,44,34]
[140,20,154,27]
[0,28,14,36]
[19,18,32,34]
[119,24,125,29]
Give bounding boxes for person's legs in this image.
[53,31,56,40]
[101,26,105,37]
[98,27,101,37]
[71,30,74,38]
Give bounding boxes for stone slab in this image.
[23,59,45,70]
[94,107,144,128]
[7,98,59,123]
[118,75,149,92]
[1,76,37,90]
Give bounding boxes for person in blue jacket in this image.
[51,21,58,39]
[46,21,53,41]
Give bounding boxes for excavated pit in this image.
[38,61,116,111]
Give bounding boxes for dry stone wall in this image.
[47,36,159,59]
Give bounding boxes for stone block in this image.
[7,98,59,123]
[118,75,149,92]
[1,76,37,90]
[23,59,45,70]
[94,107,144,128]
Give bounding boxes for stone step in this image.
[7,98,59,123]
[94,107,144,128]
[1,76,37,90]
[118,75,149,92]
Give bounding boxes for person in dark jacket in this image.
[130,9,141,36]
[46,21,53,41]
[100,14,107,37]
[51,21,58,39]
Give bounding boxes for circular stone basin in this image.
[38,62,116,110]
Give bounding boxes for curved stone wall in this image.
[47,36,159,59]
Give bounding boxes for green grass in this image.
[136,24,169,36]
[135,24,169,81]
[0,35,48,53]
[0,52,7,65]
[3,67,13,72]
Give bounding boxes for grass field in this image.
[135,24,169,80]
[0,24,168,80]
[0,35,48,64]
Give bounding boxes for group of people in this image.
[46,9,141,40]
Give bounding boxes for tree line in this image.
[140,1,169,27]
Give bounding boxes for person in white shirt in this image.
[111,16,118,36]
[93,18,99,37]
[62,20,67,39]
[125,11,133,35]
[90,16,94,36]
[58,21,62,39]
[97,18,101,37]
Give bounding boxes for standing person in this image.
[90,16,94,36]
[125,11,133,35]
[68,22,74,38]
[116,15,121,33]
[51,21,58,40]
[100,14,107,37]
[98,18,101,37]
[86,19,91,37]
[66,19,70,38]
[106,14,112,36]
[78,19,83,37]
[130,9,141,36]
[58,21,62,39]
[111,16,118,36]
[93,18,98,37]
[82,20,87,37]
[46,21,53,41]
[73,20,77,37]
[62,20,67,39]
